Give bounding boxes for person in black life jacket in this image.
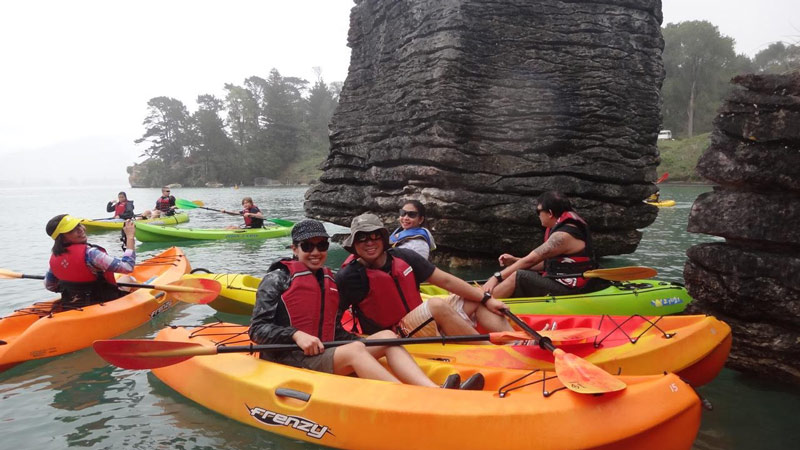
[482,191,608,298]
[336,213,513,343]
[106,191,135,219]
[221,197,264,229]
[43,214,137,309]
[142,187,176,219]
[249,219,478,389]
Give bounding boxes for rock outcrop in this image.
[306,0,666,260]
[684,72,800,384]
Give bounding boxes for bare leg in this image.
[364,331,438,387]
[332,342,401,383]
[427,297,480,336]
[490,271,518,299]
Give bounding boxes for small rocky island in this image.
[305,0,666,261]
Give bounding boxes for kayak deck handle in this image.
[275,388,311,402]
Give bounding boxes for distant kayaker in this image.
[646,191,661,203]
[337,213,512,342]
[221,197,265,229]
[482,191,608,298]
[106,191,135,220]
[44,214,137,308]
[249,219,480,389]
[389,199,436,260]
[141,187,176,218]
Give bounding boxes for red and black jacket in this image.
[279,260,339,341]
[542,211,598,289]
[49,244,123,304]
[155,195,176,215]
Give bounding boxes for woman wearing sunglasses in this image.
[249,219,468,388]
[389,200,436,260]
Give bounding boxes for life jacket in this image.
[49,244,122,304]
[542,211,597,289]
[342,250,422,334]
[279,260,338,342]
[156,196,174,215]
[114,201,128,217]
[389,226,435,250]
[243,206,264,228]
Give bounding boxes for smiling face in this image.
[353,230,386,266]
[242,199,253,209]
[398,203,423,230]
[62,224,88,245]
[292,237,329,270]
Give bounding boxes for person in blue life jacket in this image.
[248,219,483,389]
[141,187,176,219]
[106,191,135,219]
[44,214,137,309]
[389,199,436,260]
[482,191,609,299]
[222,197,264,229]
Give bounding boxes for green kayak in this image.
[194,272,690,316]
[420,280,691,316]
[80,212,189,232]
[134,221,292,242]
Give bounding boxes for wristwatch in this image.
[493,272,504,283]
[481,291,492,305]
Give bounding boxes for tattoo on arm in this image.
[536,233,567,259]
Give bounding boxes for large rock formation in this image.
[684,72,800,384]
[306,0,665,261]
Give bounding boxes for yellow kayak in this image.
[182,272,260,315]
[645,199,676,207]
[80,212,189,231]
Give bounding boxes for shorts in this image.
[262,347,337,373]
[514,270,582,297]
[396,295,475,338]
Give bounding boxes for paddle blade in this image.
[154,278,221,304]
[0,268,24,279]
[192,200,205,206]
[656,172,669,184]
[487,330,535,344]
[583,266,657,281]
[175,198,200,209]
[268,218,294,227]
[541,328,601,345]
[93,339,217,369]
[552,349,626,394]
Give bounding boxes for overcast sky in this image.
[0,0,797,185]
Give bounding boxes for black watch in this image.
[493,271,504,283]
[481,291,492,305]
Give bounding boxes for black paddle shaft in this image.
[216,334,499,353]
[18,273,179,290]
[502,309,555,352]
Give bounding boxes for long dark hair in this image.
[401,199,426,225]
[46,214,70,256]
[118,191,128,201]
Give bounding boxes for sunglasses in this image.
[354,231,384,243]
[399,209,419,219]
[163,190,170,193]
[299,240,330,252]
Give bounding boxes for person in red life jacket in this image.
[248,219,478,389]
[106,191,135,220]
[221,197,264,229]
[389,199,436,260]
[142,187,176,219]
[336,213,513,344]
[482,191,608,298]
[43,214,137,309]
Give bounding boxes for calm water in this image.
[1,185,798,449]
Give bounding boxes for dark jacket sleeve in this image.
[106,202,115,213]
[248,268,298,345]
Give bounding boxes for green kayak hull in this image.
[134,222,291,242]
[81,212,189,231]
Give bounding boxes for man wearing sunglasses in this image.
[249,220,462,389]
[336,213,514,341]
[482,191,605,298]
[142,187,176,219]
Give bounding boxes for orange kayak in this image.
[151,323,701,450]
[0,247,190,371]
[405,314,732,387]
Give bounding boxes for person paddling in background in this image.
[389,200,436,260]
[336,213,513,350]
[249,219,480,389]
[106,191,135,219]
[44,214,137,309]
[221,197,264,229]
[141,187,176,219]
[482,191,608,299]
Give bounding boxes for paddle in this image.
[94,330,536,370]
[655,172,669,184]
[0,269,221,304]
[502,309,626,394]
[548,266,657,282]
[175,198,294,227]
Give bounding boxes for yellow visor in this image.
[50,215,83,239]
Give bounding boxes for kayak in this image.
[134,222,291,242]
[404,314,731,387]
[0,247,190,371]
[190,273,691,317]
[151,323,701,450]
[182,272,260,315]
[421,279,692,316]
[80,212,190,231]
[645,200,676,207]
